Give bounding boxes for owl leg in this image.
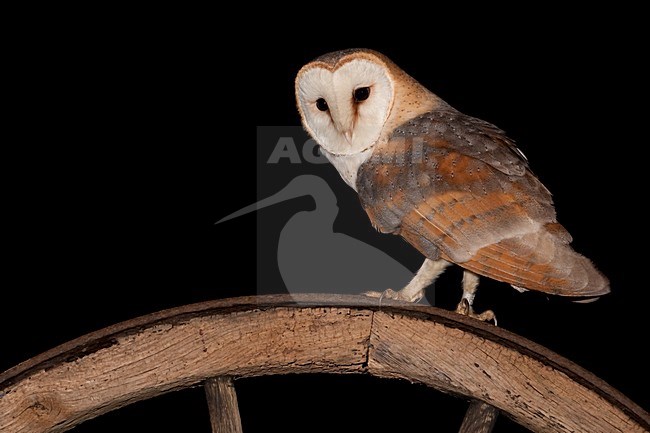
[363,259,450,302]
[456,270,497,325]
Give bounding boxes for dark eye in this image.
[316,98,329,111]
[354,87,371,102]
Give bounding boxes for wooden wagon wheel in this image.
[1,294,648,433]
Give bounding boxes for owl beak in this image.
[343,130,354,144]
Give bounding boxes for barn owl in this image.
[295,49,609,322]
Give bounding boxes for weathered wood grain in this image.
[0,294,647,433]
[368,309,646,433]
[205,377,242,433]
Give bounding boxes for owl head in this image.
[295,49,438,157]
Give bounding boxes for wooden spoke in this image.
[458,400,499,433]
[205,377,243,433]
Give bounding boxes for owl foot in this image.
[455,299,497,326]
[362,260,448,305]
[363,288,424,303]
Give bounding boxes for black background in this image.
[4,17,647,432]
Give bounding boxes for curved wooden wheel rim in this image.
[1,294,648,433]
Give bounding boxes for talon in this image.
[362,288,423,303]
[362,289,397,299]
[412,291,425,303]
[455,298,470,315]
[455,270,497,325]
[455,300,497,326]
[476,310,497,326]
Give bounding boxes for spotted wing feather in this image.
[357,109,609,296]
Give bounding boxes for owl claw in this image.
[363,288,424,303]
[455,299,497,326]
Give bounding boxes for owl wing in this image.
[357,109,609,296]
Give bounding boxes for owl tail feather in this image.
[456,226,610,297]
